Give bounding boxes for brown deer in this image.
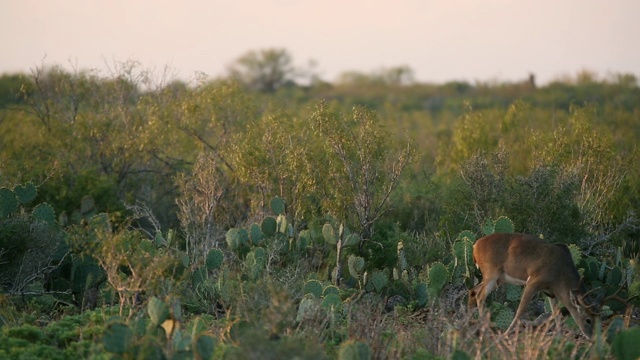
[468,233,600,340]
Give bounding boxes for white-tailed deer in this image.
[468,233,599,340]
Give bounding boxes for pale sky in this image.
[1,0,639,85]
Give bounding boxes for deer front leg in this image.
[505,282,538,335]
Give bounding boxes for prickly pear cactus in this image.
[148,296,170,326]
[270,196,285,215]
[13,182,36,204]
[427,262,449,302]
[368,270,388,292]
[414,282,428,307]
[337,339,372,360]
[321,293,342,311]
[397,241,408,273]
[0,187,18,218]
[607,266,623,287]
[298,229,311,250]
[505,284,522,302]
[226,228,248,251]
[323,285,340,297]
[493,307,514,330]
[249,223,263,245]
[103,322,133,354]
[206,249,224,271]
[261,217,277,237]
[32,203,56,225]
[482,218,495,236]
[494,216,515,233]
[194,334,216,360]
[457,230,476,242]
[276,214,288,234]
[348,255,365,279]
[323,223,337,245]
[611,326,640,360]
[304,279,324,299]
[296,295,318,322]
[567,244,582,265]
[343,233,360,248]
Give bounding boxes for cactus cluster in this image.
[245,247,267,281]
[322,221,361,286]
[298,279,344,321]
[482,216,515,236]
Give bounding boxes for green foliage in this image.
[611,327,640,360]
[337,339,372,360]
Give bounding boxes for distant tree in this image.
[336,66,415,86]
[227,48,298,92]
[0,73,28,109]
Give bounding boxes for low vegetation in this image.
[1,53,639,359]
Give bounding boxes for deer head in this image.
[468,233,601,340]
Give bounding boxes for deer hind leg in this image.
[472,277,499,316]
[505,281,539,335]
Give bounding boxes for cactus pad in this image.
[567,243,582,265]
[303,279,324,298]
[493,307,514,330]
[494,216,515,233]
[13,182,36,204]
[206,249,224,270]
[148,296,170,326]
[482,218,495,236]
[270,196,285,215]
[32,203,56,225]
[457,230,476,242]
[226,228,248,251]
[261,217,277,237]
[348,255,365,278]
[323,285,340,297]
[249,223,263,245]
[323,223,337,245]
[369,270,388,292]
[0,187,18,218]
[195,334,216,360]
[103,322,133,354]
[321,293,342,310]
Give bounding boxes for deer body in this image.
[469,233,596,340]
